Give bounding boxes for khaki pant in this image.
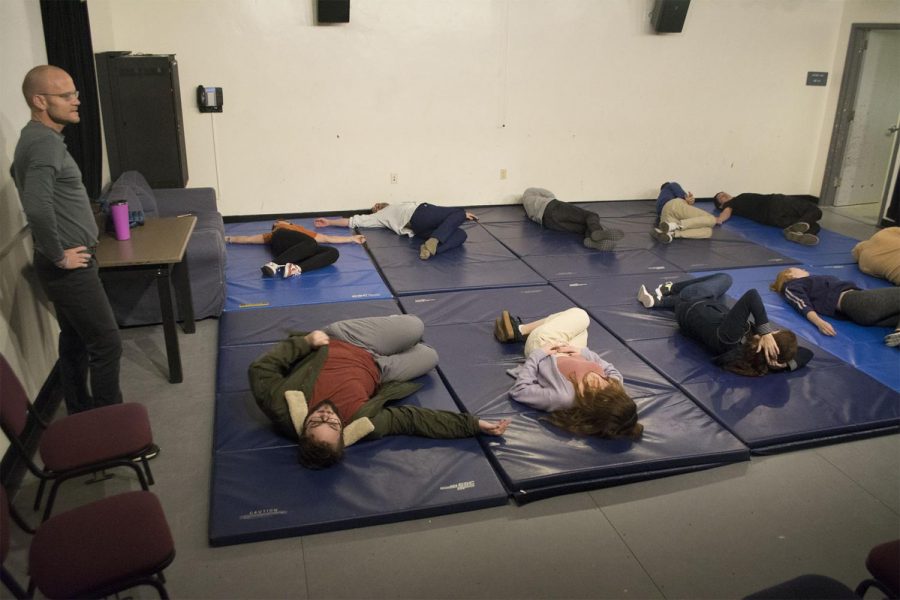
[524,308,590,356]
[661,198,716,239]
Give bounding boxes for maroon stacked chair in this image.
[0,354,156,520]
[856,539,900,599]
[1,486,175,599]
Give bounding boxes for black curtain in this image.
[39,0,102,199]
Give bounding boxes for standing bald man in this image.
[13,65,123,413]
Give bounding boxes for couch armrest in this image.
[154,187,218,216]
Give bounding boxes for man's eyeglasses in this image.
[305,414,342,432]
[39,90,79,101]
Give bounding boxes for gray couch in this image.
[98,171,226,327]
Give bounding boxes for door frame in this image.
[820,23,900,224]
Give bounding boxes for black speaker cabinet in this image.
[95,51,189,188]
[318,0,349,23]
[651,0,690,33]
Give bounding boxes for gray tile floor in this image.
[3,208,898,600]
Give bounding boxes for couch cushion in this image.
[113,171,159,216]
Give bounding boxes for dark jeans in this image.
[542,199,603,237]
[662,273,765,353]
[409,203,468,254]
[34,253,123,413]
[270,229,339,271]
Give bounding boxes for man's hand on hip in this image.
[55,246,91,269]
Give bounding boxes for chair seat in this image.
[28,491,174,599]
[866,539,900,596]
[39,403,153,471]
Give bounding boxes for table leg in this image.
[173,255,195,334]
[157,265,183,383]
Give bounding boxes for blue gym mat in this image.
[587,276,900,452]
[694,205,861,266]
[693,265,900,390]
[210,299,508,545]
[398,286,750,502]
[223,219,392,311]
[364,221,545,295]
[483,218,796,279]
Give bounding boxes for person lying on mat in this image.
[493,307,642,440]
[652,181,718,244]
[225,220,365,279]
[637,273,812,376]
[770,268,900,347]
[249,314,511,469]
[852,227,900,285]
[521,188,624,251]
[713,191,822,246]
[314,202,477,260]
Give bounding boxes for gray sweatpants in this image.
[840,287,900,328]
[323,315,438,382]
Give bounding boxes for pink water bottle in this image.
[110,200,131,241]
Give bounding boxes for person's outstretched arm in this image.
[225,234,266,244]
[367,406,509,438]
[314,217,351,228]
[315,233,366,244]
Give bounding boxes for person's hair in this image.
[372,202,389,213]
[545,377,643,440]
[296,435,344,469]
[713,192,727,210]
[719,330,799,376]
[770,268,800,294]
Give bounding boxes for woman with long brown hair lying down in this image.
[637,273,812,376]
[493,307,642,440]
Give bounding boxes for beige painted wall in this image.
[0,0,60,456]
[86,0,898,216]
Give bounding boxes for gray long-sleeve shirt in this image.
[348,202,420,237]
[13,121,98,263]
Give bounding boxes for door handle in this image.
[889,125,900,134]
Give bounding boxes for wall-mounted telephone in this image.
[197,85,223,113]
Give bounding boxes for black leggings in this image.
[839,287,900,328]
[270,229,339,272]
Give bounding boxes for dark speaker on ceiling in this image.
[318,0,349,23]
[651,0,690,33]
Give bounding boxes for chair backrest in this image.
[0,354,31,438]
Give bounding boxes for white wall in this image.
[86,0,899,217]
[0,0,60,456]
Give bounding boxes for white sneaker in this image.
[283,263,302,278]
[637,285,656,308]
[261,262,281,277]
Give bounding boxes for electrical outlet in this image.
[390,173,399,184]
[500,168,507,180]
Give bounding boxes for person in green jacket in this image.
[249,314,510,469]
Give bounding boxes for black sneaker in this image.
[494,310,525,343]
[650,228,673,244]
[784,230,819,246]
[590,227,625,243]
[784,222,810,234]
[261,262,282,277]
[655,281,674,297]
